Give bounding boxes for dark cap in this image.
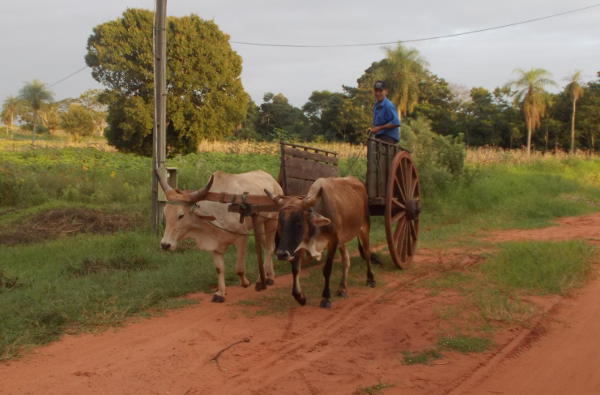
[373,80,386,91]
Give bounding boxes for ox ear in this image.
[310,212,331,228]
[190,206,216,221]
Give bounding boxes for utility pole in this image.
[152,0,167,233]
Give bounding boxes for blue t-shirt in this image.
[373,97,400,142]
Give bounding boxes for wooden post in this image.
[152,0,167,233]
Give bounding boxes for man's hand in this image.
[369,126,381,134]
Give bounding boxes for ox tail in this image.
[357,239,382,265]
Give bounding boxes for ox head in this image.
[156,169,216,251]
[265,188,331,262]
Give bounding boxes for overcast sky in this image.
[1,0,599,106]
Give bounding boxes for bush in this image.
[401,117,467,195]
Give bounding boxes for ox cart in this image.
[196,138,420,276]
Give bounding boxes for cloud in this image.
[1,0,598,106]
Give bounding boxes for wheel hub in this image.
[405,199,421,221]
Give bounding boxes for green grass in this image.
[402,349,443,365]
[0,231,271,360]
[420,160,600,247]
[437,334,492,354]
[483,241,595,295]
[355,382,394,395]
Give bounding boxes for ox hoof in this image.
[319,299,332,309]
[211,294,225,303]
[336,289,348,298]
[293,293,307,306]
[367,279,376,288]
[371,253,383,265]
[255,282,267,292]
[241,281,251,288]
[265,278,275,286]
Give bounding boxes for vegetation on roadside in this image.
[355,382,394,395]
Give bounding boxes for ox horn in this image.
[155,168,214,203]
[264,189,284,205]
[302,187,322,209]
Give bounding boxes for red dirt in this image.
[1,213,599,395]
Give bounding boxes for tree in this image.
[38,103,61,133]
[18,80,54,144]
[1,96,23,137]
[303,91,370,143]
[61,104,96,141]
[566,71,584,153]
[255,93,309,141]
[508,68,555,155]
[382,45,428,118]
[578,72,600,152]
[85,9,248,155]
[355,44,428,119]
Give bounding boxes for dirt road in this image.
[1,213,599,395]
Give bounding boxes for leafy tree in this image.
[61,104,96,141]
[508,68,556,155]
[18,80,54,144]
[382,45,428,118]
[566,71,584,153]
[85,9,248,155]
[38,103,61,133]
[255,93,309,140]
[1,96,23,136]
[303,90,370,143]
[578,72,600,152]
[356,44,428,118]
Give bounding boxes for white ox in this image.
[157,170,282,303]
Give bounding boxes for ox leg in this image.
[359,230,376,288]
[263,218,277,285]
[291,251,306,306]
[320,241,338,309]
[234,236,251,288]
[336,245,350,298]
[212,252,227,303]
[251,214,268,291]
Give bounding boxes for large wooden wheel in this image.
[385,151,421,269]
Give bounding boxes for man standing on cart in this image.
[370,80,400,144]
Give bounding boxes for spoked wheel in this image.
[384,151,421,269]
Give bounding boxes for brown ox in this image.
[266,176,376,308]
[158,170,282,303]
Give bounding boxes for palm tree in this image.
[508,68,556,155]
[1,96,22,137]
[382,45,428,118]
[18,80,54,144]
[566,71,584,153]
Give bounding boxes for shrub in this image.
[401,117,467,195]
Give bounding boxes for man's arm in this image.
[370,123,397,134]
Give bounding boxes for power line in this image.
[230,3,600,48]
[48,65,88,88]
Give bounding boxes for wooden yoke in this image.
[203,191,279,223]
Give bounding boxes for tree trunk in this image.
[570,98,577,154]
[526,124,532,156]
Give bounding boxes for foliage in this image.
[61,105,97,141]
[507,68,556,154]
[303,90,370,142]
[253,92,310,141]
[1,96,24,134]
[401,117,466,195]
[86,9,249,155]
[17,80,54,139]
